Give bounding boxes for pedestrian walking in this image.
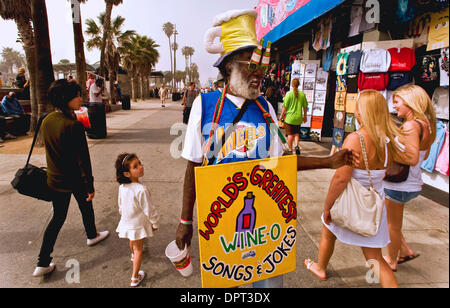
[177,9,359,289]
[115,153,160,287]
[383,85,437,271]
[182,82,200,124]
[159,85,167,108]
[279,78,308,155]
[33,80,109,278]
[304,90,404,288]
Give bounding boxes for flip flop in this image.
[398,254,420,265]
[304,259,327,281]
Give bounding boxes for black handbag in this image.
[384,120,424,183]
[10,114,53,202]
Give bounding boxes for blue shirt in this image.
[1,96,24,115]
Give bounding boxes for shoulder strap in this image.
[25,113,48,167]
[254,97,287,144]
[355,131,374,189]
[415,119,424,141]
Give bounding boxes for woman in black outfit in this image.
[33,80,109,277]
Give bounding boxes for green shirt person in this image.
[280,78,308,154]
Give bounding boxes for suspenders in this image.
[202,85,286,166]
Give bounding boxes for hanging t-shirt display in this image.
[316,70,329,91]
[387,71,413,90]
[414,45,440,97]
[346,74,359,93]
[336,75,347,92]
[348,0,364,37]
[346,93,358,114]
[360,49,392,73]
[334,111,346,129]
[347,50,362,75]
[332,128,345,148]
[335,91,347,111]
[336,53,349,76]
[345,113,357,133]
[440,48,449,86]
[427,8,449,51]
[358,72,389,91]
[388,48,416,71]
[432,87,449,120]
[396,0,415,24]
[299,127,311,141]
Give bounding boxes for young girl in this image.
[115,153,160,287]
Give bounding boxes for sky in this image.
[0,0,258,86]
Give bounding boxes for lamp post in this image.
[173,26,178,91]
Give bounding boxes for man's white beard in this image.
[228,63,260,100]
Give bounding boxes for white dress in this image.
[322,141,391,249]
[116,183,160,241]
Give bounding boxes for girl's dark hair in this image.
[115,153,138,184]
[48,79,82,119]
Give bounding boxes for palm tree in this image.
[0,47,26,73]
[162,22,174,88]
[119,34,159,102]
[70,0,88,101]
[85,13,135,104]
[181,46,195,83]
[0,0,40,130]
[31,0,55,118]
[99,0,123,78]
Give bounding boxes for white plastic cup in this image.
[165,240,193,277]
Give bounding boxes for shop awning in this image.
[256,0,346,43]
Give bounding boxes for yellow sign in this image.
[195,156,297,288]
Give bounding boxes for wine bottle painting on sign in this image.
[236,192,257,248]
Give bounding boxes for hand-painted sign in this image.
[195,156,297,288]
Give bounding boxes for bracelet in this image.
[180,218,193,225]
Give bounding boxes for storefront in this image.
[256,0,449,196]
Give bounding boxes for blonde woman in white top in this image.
[383,85,437,272]
[115,153,160,287]
[305,91,404,288]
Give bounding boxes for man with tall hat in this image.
[175,9,358,288]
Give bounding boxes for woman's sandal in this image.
[304,259,327,281]
[130,270,146,287]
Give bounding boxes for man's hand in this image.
[323,210,332,225]
[176,223,193,250]
[329,148,360,169]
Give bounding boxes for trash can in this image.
[122,95,131,110]
[86,103,107,139]
[172,92,181,101]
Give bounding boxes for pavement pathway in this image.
[0,99,447,288]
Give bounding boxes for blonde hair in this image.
[292,78,300,98]
[393,85,437,143]
[357,90,404,163]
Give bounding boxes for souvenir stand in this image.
[256,0,449,196]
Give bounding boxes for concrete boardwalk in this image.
[0,99,447,288]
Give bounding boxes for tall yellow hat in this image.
[204,9,258,68]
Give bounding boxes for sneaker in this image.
[87,231,110,247]
[4,133,16,140]
[295,146,301,155]
[0,138,4,143]
[33,263,56,277]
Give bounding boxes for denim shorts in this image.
[384,189,421,204]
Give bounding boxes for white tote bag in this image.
[330,132,384,237]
